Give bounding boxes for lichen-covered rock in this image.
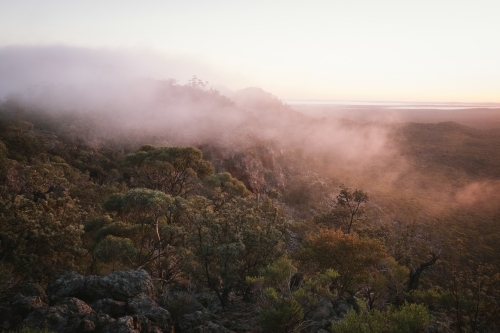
[12,270,172,332]
[10,293,47,317]
[159,291,204,323]
[84,270,154,302]
[126,294,170,328]
[106,270,155,301]
[331,299,353,319]
[311,298,334,322]
[22,297,112,332]
[46,270,155,304]
[177,311,205,332]
[101,316,141,333]
[20,282,49,303]
[191,321,230,333]
[46,271,86,304]
[90,298,127,318]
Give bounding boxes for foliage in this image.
[435,244,500,332]
[250,259,340,333]
[331,302,430,333]
[0,140,8,180]
[361,257,410,310]
[101,188,187,280]
[93,235,137,269]
[184,196,288,306]
[298,229,386,297]
[123,146,214,197]
[259,292,304,333]
[0,192,86,282]
[314,185,368,233]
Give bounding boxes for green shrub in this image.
[332,302,429,333]
[161,292,204,324]
[390,302,430,333]
[260,292,304,333]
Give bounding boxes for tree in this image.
[93,235,137,270]
[315,185,368,234]
[184,196,288,307]
[248,258,341,333]
[201,172,250,210]
[0,140,8,180]
[103,188,186,280]
[123,146,214,197]
[381,219,442,292]
[298,229,385,297]
[0,192,86,283]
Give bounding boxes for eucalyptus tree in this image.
[184,195,288,307]
[122,145,214,197]
[103,188,187,281]
[314,185,368,234]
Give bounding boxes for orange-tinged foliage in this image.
[298,229,386,296]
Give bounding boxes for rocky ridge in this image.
[1,270,355,333]
[1,270,171,333]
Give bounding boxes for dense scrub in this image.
[1,81,499,332]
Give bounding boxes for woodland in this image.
[0,78,499,333]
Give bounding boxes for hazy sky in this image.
[1,0,499,102]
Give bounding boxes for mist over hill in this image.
[1,45,500,332]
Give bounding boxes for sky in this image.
[1,0,499,103]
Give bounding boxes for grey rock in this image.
[160,292,204,322]
[178,311,205,332]
[331,299,352,317]
[46,271,86,304]
[20,282,49,303]
[102,316,141,333]
[46,270,155,304]
[22,297,110,333]
[84,270,154,302]
[126,294,170,328]
[90,298,127,318]
[191,321,230,333]
[10,293,47,317]
[311,298,334,321]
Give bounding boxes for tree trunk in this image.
[408,249,442,291]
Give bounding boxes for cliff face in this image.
[200,144,286,194]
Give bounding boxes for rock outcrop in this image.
[201,144,286,194]
[4,270,170,333]
[46,269,154,304]
[3,270,353,333]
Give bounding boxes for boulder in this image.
[331,299,353,318]
[177,311,205,332]
[311,298,334,321]
[46,271,86,304]
[10,293,47,317]
[46,270,155,304]
[191,321,230,333]
[159,291,204,323]
[101,316,141,333]
[23,297,113,333]
[14,270,173,332]
[90,298,127,318]
[126,294,170,328]
[84,270,154,302]
[20,282,49,303]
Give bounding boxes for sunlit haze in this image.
[1,0,499,102]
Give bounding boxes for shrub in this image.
[331,302,430,333]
